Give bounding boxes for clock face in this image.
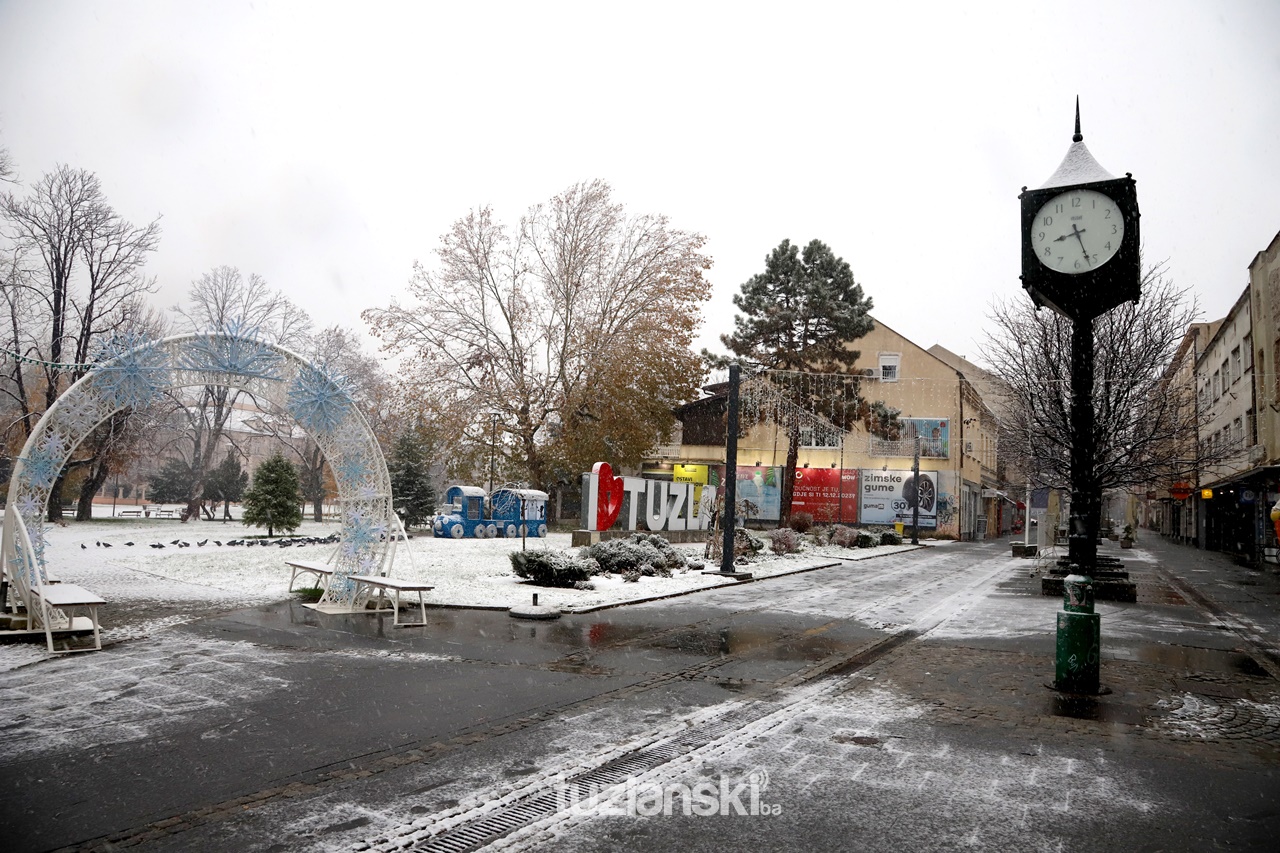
[1032,188,1124,274]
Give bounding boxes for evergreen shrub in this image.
[510,550,594,587]
[587,533,687,576]
[856,531,878,548]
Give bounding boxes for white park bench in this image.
[286,519,430,627]
[2,505,105,654]
[347,575,433,627]
[285,558,334,592]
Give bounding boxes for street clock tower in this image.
[1019,101,1141,321]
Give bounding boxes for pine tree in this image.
[389,430,436,530]
[205,451,249,521]
[717,239,875,523]
[242,453,302,536]
[147,457,197,505]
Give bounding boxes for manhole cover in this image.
[1153,693,1280,744]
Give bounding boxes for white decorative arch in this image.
[3,332,393,609]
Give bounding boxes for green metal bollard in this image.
[1054,573,1101,693]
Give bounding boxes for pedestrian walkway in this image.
[1,537,1275,852]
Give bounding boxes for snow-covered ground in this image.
[4,508,924,664]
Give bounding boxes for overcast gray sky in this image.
[2,0,1277,367]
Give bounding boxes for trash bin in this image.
[894,521,904,535]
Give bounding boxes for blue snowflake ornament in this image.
[340,508,386,564]
[21,435,67,490]
[91,339,169,410]
[179,322,282,380]
[287,364,353,435]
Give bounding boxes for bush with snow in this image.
[788,512,814,533]
[587,533,688,577]
[766,528,803,555]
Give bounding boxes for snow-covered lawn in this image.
[32,509,921,617]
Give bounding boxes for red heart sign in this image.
[593,461,624,530]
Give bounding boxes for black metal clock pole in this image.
[1020,101,1141,695]
[1067,316,1098,573]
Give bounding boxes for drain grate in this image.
[409,712,767,853]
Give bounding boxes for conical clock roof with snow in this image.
[1018,100,1141,320]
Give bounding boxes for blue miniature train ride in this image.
[432,485,549,539]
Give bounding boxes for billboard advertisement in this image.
[791,467,860,524]
[673,463,711,506]
[899,418,950,459]
[735,465,781,521]
[859,469,938,527]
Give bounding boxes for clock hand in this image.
[1070,224,1091,260]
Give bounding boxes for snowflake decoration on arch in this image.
[330,451,372,492]
[91,330,154,365]
[287,363,354,435]
[90,339,170,410]
[53,391,106,437]
[21,434,68,491]
[14,492,48,570]
[179,321,283,380]
[340,508,386,566]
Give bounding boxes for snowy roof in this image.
[1038,139,1116,189]
[492,488,549,501]
[445,485,487,499]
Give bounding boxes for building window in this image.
[878,353,900,382]
[1221,358,1231,387]
[1243,336,1252,369]
[1231,346,1242,383]
[798,426,840,448]
[1232,417,1243,447]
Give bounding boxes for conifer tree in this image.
[205,451,249,521]
[242,453,302,536]
[716,239,875,522]
[389,429,436,530]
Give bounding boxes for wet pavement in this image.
[2,535,1278,852]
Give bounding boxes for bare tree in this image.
[981,264,1228,496]
[166,266,313,520]
[364,180,709,500]
[0,164,161,518]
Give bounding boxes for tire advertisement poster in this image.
[859,469,938,528]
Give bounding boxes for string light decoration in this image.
[2,330,394,611]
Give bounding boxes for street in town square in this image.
[2,533,1277,853]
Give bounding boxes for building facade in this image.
[650,319,1001,540]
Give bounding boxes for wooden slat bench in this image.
[35,582,105,653]
[285,559,334,592]
[349,575,433,627]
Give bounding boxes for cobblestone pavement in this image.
[2,536,1277,852]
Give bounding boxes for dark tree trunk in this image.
[778,417,801,527]
[76,458,112,522]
